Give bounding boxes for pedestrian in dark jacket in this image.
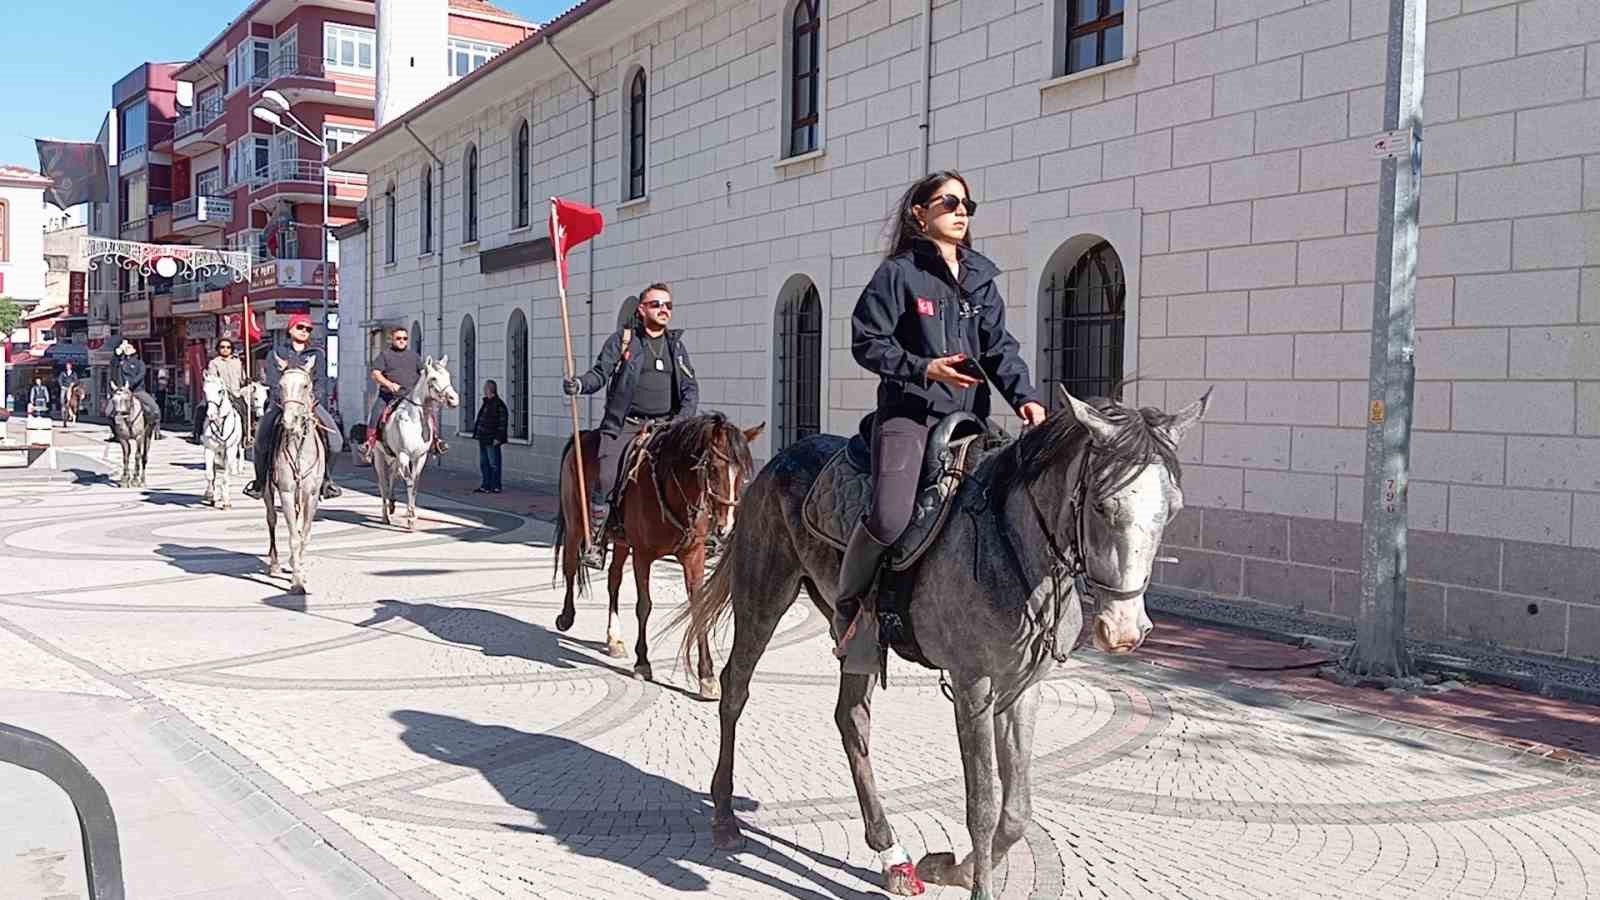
[473,380,509,493]
[562,282,699,567]
[834,170,1046,672]
[28,378,51,418]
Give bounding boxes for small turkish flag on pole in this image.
[549,196,605,546]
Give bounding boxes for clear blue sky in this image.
[0,0,573,169]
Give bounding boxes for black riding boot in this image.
[579,502,609,570]
[833,521,892,674]
[320,432,342,499]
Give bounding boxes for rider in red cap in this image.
[243,312,342,500]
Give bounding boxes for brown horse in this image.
[62,383,86,426]
[554,413,763,696]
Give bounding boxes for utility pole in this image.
[1345,0,1428,679]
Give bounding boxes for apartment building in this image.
[167,0,530,361]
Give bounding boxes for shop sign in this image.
[185,318,218,341]
[199,290,226,312]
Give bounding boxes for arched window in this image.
[1039,239,1126,407]
[626,70,647,200]
[514,120,531,229]
[411,319,422,356]
[789,0,821,157]
[506,309,529,440]
[383,182,396,263]
[463,144,479,242]
[776,278,822,449]
[0,199,9,262]
[459,315,477,432]
[419,164,433,253]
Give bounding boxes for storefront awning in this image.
[43,343,89,364]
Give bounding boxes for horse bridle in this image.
[993,438,1153,665]
[648,432,744,551]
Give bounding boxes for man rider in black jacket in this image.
[110,340,164,439]
[563,283,699,568]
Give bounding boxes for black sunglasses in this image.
[643,300,673,310]
[926,194,977,216]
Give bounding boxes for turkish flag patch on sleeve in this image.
[916,297,936,316]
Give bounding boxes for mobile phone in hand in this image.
[951,356,984,380]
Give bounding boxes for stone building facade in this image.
[331,0,1600,661]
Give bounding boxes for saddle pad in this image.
[801,438,976,573]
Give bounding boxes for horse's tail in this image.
[552,433,590,597]
[675,528,739,672]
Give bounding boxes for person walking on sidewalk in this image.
[28,378,51,419]
[472,380,509,493]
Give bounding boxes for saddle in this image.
[375,396,445,456]
[802,413,1006,669]
[599,419,673,534]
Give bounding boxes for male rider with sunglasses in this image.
[243,313,343,501]
[563,283,699,568]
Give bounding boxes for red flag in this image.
[548,197,604,290]
[244,309,262,344]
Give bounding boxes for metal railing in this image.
[175,97,225,137]
[173,195,233,223]
[0,722,125,899]
[267,52,329,82]
[249,158,368,190]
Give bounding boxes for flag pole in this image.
[552,198,591,545]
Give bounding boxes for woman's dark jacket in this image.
[851,238,1039,422]
[473,396,509,444]
[574,327,699,436]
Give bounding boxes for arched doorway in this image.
[1038,238,1126,407]
[775,277,822,450]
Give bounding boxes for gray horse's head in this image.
[1001,388,1209,655]
[110,384,135,417]
[1065,390,1207,653]
[274,356,317,436]
[421,355,460,408]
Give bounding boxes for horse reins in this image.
[640,430,743,552]
[976,436,1153,715]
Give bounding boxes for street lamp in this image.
[251,96,332,376]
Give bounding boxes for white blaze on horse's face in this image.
[1063,390,1209,655]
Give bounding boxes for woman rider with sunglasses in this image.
[834,170,1047,673]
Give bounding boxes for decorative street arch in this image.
[83,237,253,282]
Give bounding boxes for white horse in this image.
[200,375,244,509]
[265,359,326,595]
[373,355,459,531]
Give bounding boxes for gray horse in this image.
[109,384,156,487]
[678,389,1208,900]
[264,359,327,595]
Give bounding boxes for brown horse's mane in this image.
[650,412,755,480]
[988,397,1182,504]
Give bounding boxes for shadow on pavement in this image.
[391,710,876,899]
[140,489,206,508]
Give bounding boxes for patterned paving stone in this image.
[2,427,1597,899]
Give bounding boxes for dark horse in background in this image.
[678,389,1209,900]
[554,412,764,695]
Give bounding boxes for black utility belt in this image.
[624,414,671,426]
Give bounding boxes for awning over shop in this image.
[43,343,89,365]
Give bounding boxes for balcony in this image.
[119,142,148,173]
[119,216,150,243]
[174,97,226,153]
[171,195,233,235]
[263,53,373,107]
[250,158,367,205]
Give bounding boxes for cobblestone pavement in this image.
[3,424,1598,899]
